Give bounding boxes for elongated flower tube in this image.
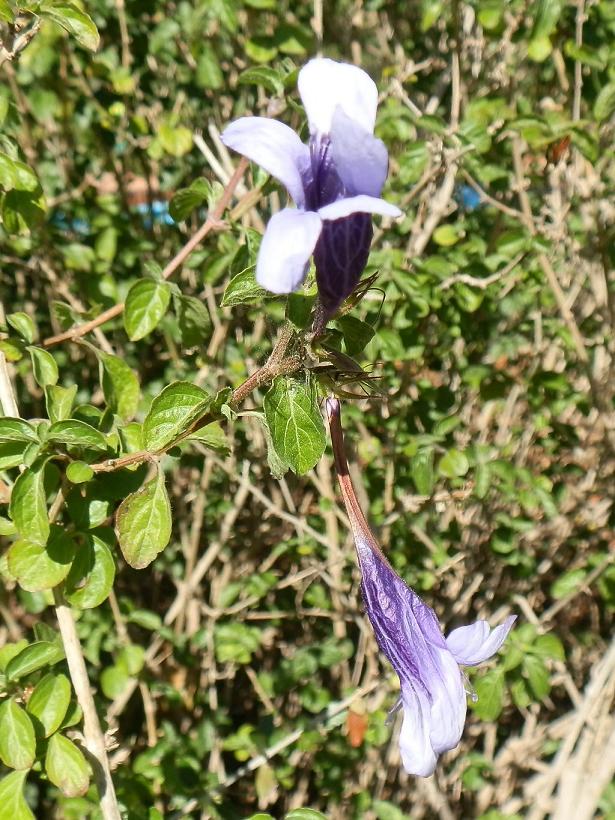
[325,398,516,777]
[221,57,401,321]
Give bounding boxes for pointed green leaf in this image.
[0,1,15,23]
[124,279,172,341]
[0,700,36,769]
[99,352,140,421]
[26,672,71,737]
[175,294,211,347]
[27,346,58,388]
[116,469,172,569]
[64,534,115,609]
[0,442,31,469]
[594,82,615,122]
[411,448,435,495]
[263,377,326,475]
[470,668,505,721]
[523,655,550,699]
[0,418,39,444]
[143,381,211,451]
[0,771,35,820]
[169,178,211,222]
[6,313,36,344]
[6,641,65,681]
[8,527,75,592]
[45,733,90,797]
[221,266,270,307]
[45,384,77,423]
[9,461,49,545]
[47,419,107,451]
[39,0,100,51]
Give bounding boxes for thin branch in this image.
[439,252,526,290]
[0,19,41,69]
[43,158,248,348]
[572,0,585,122]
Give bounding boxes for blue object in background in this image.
[455,184,482,212]
[50,200,175,234]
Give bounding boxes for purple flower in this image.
[326,398,516,777]
[221,58,401,319]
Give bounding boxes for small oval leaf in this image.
[0,700,36,770]
[116,469,172,569]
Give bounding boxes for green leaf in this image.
[411,448,435,495]
[45,384,78,423]
[221,266,270,307]
[527,35,552,62]
[26,672,71,737]
[175,294,211,347]
[533,633,565,662]
[0,0,14,23]
[39,0,100,51]
[47,419,107,451]
[7,528,75,592]
[594,82,615,122]
[116,469,172,569]
[66,461,94,483]
[550,568,586,599]
[157,122,193,157]
[9,460,49,545]
[2,188,46,234]
[0,700,36,770]
[27,346,58,387]
[6,313,36,344]
[45,733,90,797]
[196,44,223,89]
[433,224,463,246]
[100,664,130,699]
[0,418,39,444]
[285,811,328,820]
[238,66,283,95]
[438,448,470,478]
[185,421,230,454]
[215,622,262,664]
[471,668,505,720]
[0,442,31,469]
[64,534,115,609]
[0,770,35,820]
[6,641,65,681]
[336,316,375,356]
[263,376,326,475]
[523,655,550,699]
[124,279,172,341]
[0,641,28,673]
[169,178,211,222]
[143,381,211,451]
[99,352,140,421]
[0,154,39,193]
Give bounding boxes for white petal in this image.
[221,117,309,207]
[399,684,438,777]
[318,195,401,221]
[445,616,517,667]
[298,58,378,135]
[330,106,389,197]
[427,646,467,755]
[256,208,322,294]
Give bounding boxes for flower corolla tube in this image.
[325,398,516,777]
[221,57,401,320]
